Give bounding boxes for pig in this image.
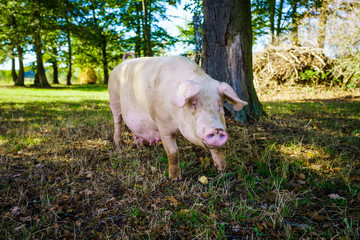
[108,52,247,181]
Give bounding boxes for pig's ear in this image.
[171,80,201,107]
[218,82,248,111]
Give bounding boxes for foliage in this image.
[0,0,181,86]
[0,84,359,239]
[299,68,332,84]
[0,70,12,82]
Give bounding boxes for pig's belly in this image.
[122,111,161,143]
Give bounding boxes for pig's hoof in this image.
[169,174,182,182]
[114,141,123,149]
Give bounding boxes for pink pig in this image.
[108,52,247,180]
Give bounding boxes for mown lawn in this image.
[0,85,359,239]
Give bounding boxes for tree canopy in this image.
[1,0,359,86]
[0,0,181,86]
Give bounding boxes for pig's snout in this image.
[203,129,228,148]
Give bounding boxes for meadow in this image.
[0,84,359,239]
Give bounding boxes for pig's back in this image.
[109,56,204,142]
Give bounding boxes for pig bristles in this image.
[123,52,136,61]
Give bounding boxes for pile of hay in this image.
[253,46,334,88]
[79,67,97,84]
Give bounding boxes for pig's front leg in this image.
[210,149,227,171]
[160,132,181,181]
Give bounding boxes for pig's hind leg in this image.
[110,96,123,147]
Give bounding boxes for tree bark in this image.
[269,0,276,45]
[275,0,285,45]
[202,0,264,122]
[52,47,59,84]
[11,52,18,84]
[317,0,330,49]
[16,45,25,86]
[66,30,72,85]
[290,0,300,46]
[33,31,50,88]
[101,35,109,84]
[135,2,142,57]
[142,0,153,56]
[65,14,72,86]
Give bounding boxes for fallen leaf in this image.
[328,193,345,200]
[80,189,93,195]
[86,172,94,178]
[210,212,217,219]
[151,203,162,210]
[306,211,325,221]
[20,216,32,222]
[62,194,70,200]
[76,220,82,227]
[306,152,315,158]
[310,164,322,171]
[297,179,307,185]
[262,190,278,202]
[351,176,360,182]
[178,209,190,216]
[166,196,182,207]
[200,157,210,168]
[11,206,21,216]
[14,224,25,231]
[298,174,306,180]
[202,193,209,198]
[198,176,208,185]
[286,221,314,230]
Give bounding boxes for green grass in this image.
[0,84,359,239]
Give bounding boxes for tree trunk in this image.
[275,0,285,45]
[11,53,18,84]
[16,45,25,86]
[52,47,59,84]
[34,71,39,86]
[66,29,72,85]
[65,13,72,86]
[33,31,50,88]
[290,0,300,46]
[135,2,142,57]
[317,0,330,49]
[202,0,264,122]
[269,0,276,45]
[101,35,109,84]
[193,15,202,65]
[142,0,153,56]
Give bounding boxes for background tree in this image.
[121,0,178,57]
[202,0,264,122]
[317,0,331,49]
[0,0,27,86]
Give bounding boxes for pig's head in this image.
[171,79,247,149]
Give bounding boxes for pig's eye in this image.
[190,100,197,109]
[217,101,222,111]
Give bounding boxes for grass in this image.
[0,84,360,239]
